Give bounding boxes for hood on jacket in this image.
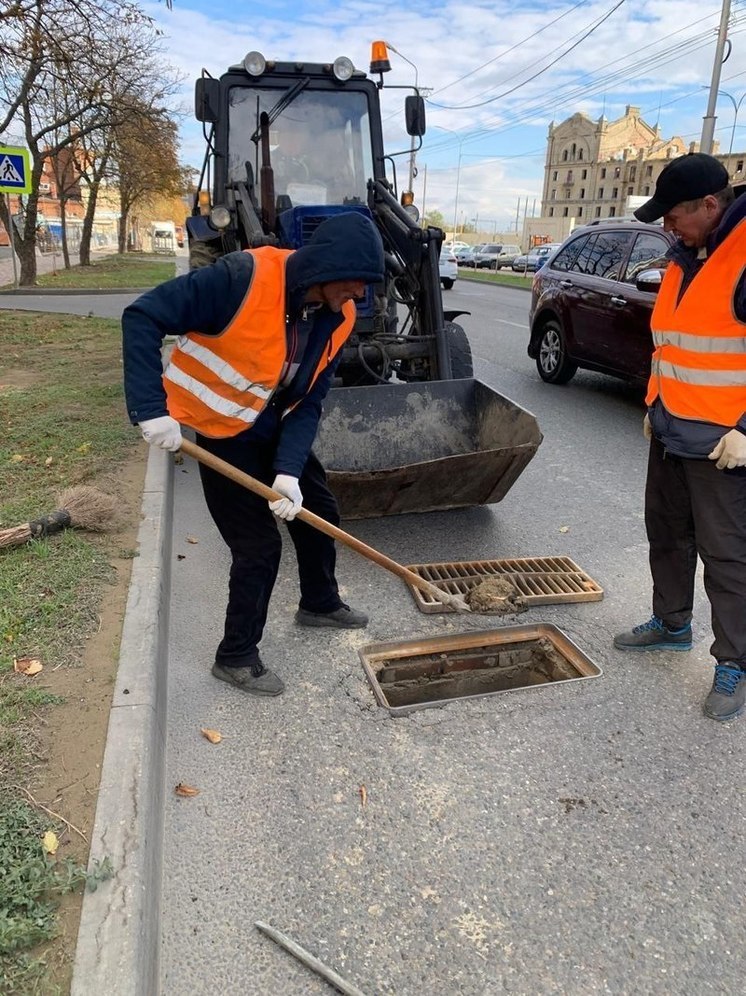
[284,212,385,314]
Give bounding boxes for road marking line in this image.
[495,319,529,329]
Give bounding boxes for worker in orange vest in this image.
[123,213,385,697]
[613,154,746,721]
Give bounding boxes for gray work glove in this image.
[139,415,182,451]
[708,429,746,470]
[643,413,652,441]
[269,474,303,521]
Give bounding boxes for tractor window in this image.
[228,86,373,207]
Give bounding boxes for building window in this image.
[551,189,556,200]
[563,207,569,216]
[549,207,554,217]
[614,166,621,178]
[567,171,573,182]
[571,143,576,159]
[552,170,558,180]
[563,149,568,161]
[737,160,744,172]
[644,185,650,195]
[581,169,587,179]
[645,164,653,176]
[595,206,601,217]
[579,188,585,199]
[612,187,618,198]
[629,166,636,180]
[578,206,583,216]
[598,187,604,198]
[601,167,607,179]
[609,206,616,217]
[578,148,583,160]
[627,185,634,195]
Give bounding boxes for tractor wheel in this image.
[446,321,473,379]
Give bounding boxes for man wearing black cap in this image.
[613,153,746,722]
[123,212,386,696]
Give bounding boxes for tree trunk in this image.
[0,194,22,278]
[60,196,71,269]
[80,177,100,266]
[118,209,128,254]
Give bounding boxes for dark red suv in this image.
[527,220,675,385]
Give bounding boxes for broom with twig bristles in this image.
[0,486,117,550]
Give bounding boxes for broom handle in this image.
[179,439,467,611]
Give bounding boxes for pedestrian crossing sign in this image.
[0,145,31,194]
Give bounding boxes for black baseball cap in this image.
[634,153,729,222]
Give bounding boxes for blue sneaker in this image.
[613,615,692,652]
[703,664,746,722]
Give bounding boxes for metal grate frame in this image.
[404,555,603,613]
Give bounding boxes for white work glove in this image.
[643,413,652,441]
[269,474,303,521]
[708,429,746,470]
[139,415,182,452]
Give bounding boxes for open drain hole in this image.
[359,625,601,715]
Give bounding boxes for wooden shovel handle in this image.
[179,439,469,612]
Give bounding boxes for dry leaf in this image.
[200,728,222,744]
[76,442,91,454]
[559,526,570,533]
[10,454,24,463]
[13,656,43,676]
[42,830,59,855]
[186,536,199,544]
[358,784,368,807]
[174,782,200,797]
[45,457,53,467]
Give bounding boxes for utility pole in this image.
[515,197,521,234]
[420,163,427,227]
[701,0,732,154]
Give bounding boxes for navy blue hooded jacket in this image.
[122,213,384,477]
[649,189,746,458]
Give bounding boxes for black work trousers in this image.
[645,437,746,665]
[195,432,342,667]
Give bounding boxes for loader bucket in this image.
[315,378,543,519]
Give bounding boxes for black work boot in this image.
[211,659,285,696]
[703,664,746,722]
[613,615,692,652]
[295,603,368,629]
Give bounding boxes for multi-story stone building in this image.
[525,104,745,245]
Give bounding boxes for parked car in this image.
[527,220,674,385]
[457,244,484,267]
[474,242,520,269]
[439,247,459,290]
[512,243,562,272]
[454,244,477,264]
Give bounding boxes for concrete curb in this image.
[71,446,173,996]
[0,287,154,296]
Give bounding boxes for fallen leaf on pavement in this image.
[13,656,43,676]
[358,784,367,807]
[200,728,222,744]
[559,526,570,533]
[186,536,199,544]
[175,783,200,797]
[42,831,59,855]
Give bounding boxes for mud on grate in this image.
[404,556,603,613]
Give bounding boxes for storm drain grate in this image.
[404,556,603,613]
[359,624,602,715]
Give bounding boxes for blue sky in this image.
[146,0,746,231]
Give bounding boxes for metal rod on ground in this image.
[255,921,368,996]
[180,439,471,612]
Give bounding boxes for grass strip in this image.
[20,254,175,290]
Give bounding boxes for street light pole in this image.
[386,42,419,192]
[700,0,732,155]
[435,125,465,241]
[718,89,746,160]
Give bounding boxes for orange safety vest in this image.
[646,217,746,426]
[163,247,355,438]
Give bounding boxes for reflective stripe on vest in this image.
[646,217,746,426]
[163,247,355,437]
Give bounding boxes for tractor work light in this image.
[210,205,231,230]
[198,190,211,216]
[332,56,355,81]
[369,40,391,75]
[243,51,266,76]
